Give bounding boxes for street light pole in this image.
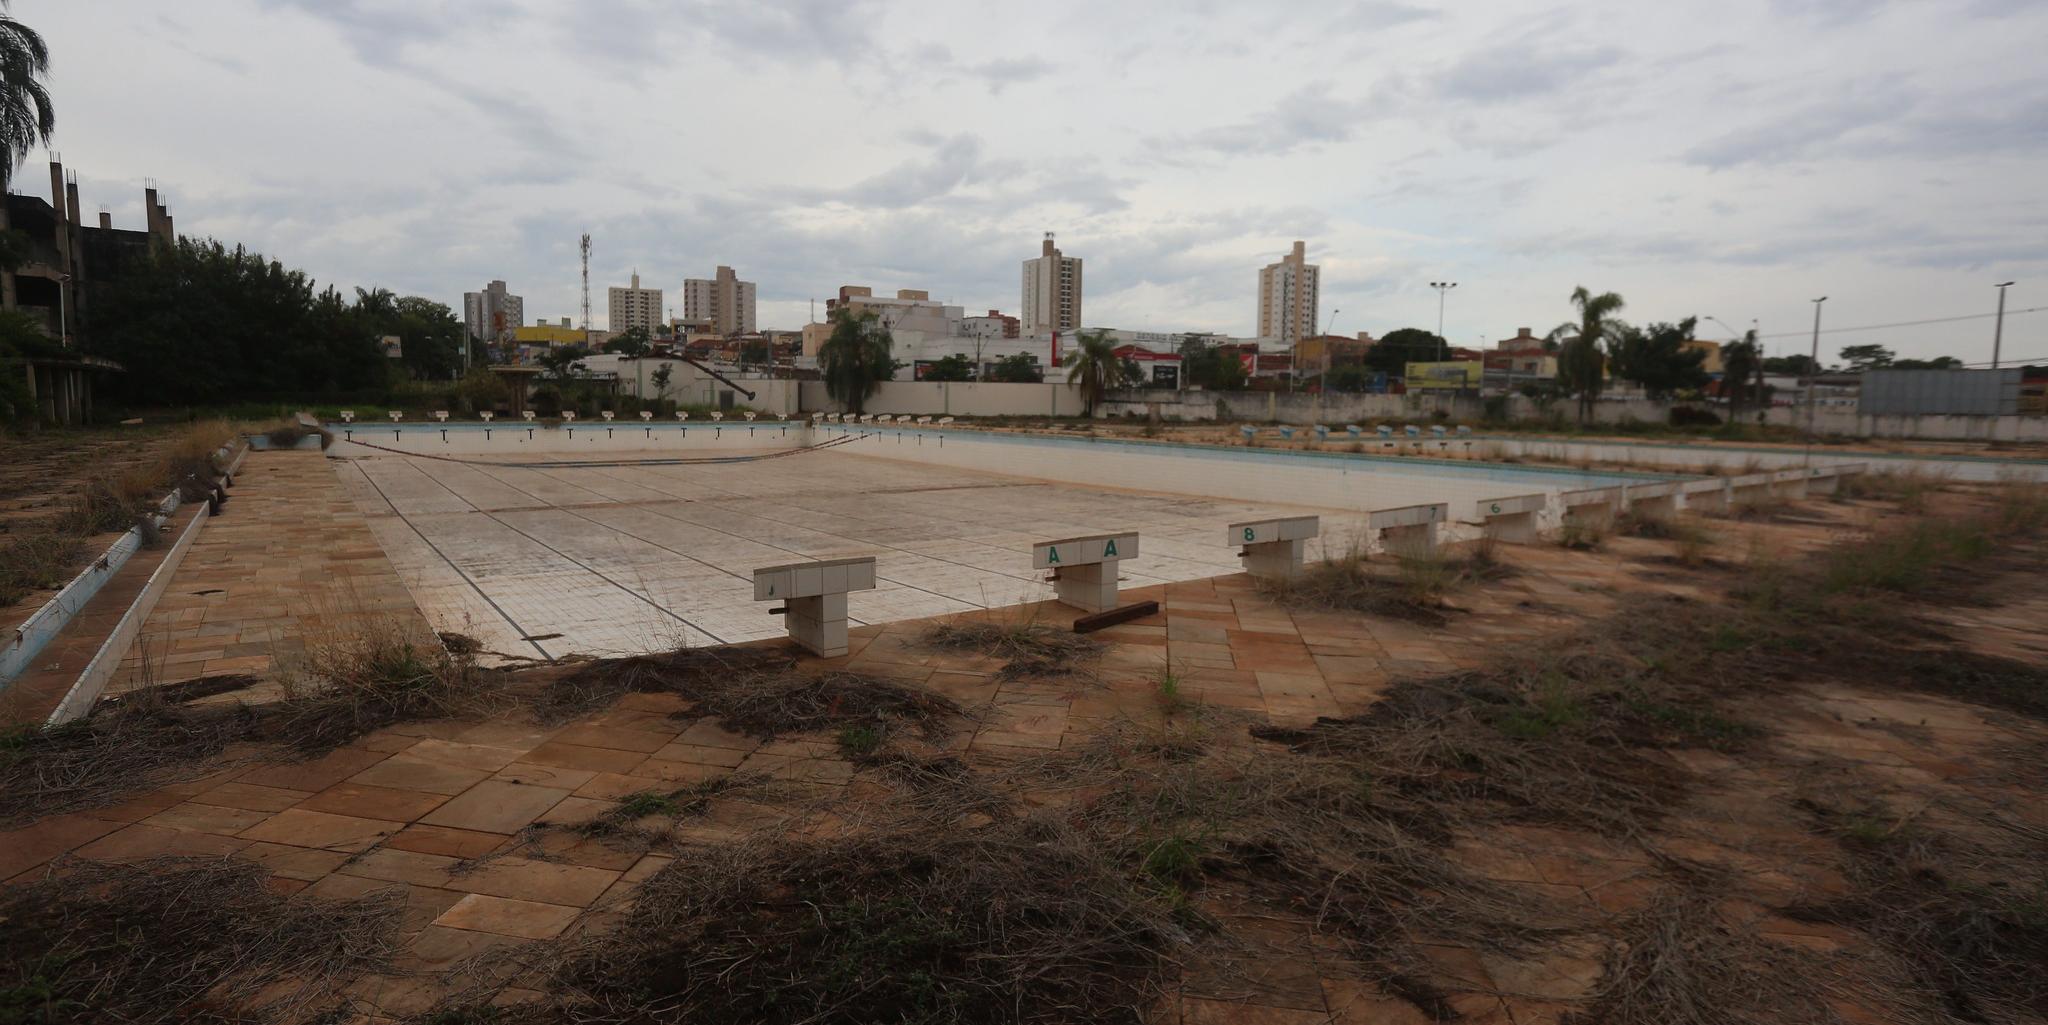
[1805,296,1826,466]
[1992,281,2015,369]
[1430,282,1457,361]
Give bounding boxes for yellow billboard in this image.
[1404,360,1482,390]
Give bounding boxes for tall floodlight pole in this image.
[1992,281,2015,369]
[1430,282,1457,360]
[1805,296,1827,466]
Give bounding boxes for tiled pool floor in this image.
[335,449,1385,661]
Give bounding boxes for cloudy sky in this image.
[22,0,2047,362]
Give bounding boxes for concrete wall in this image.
[815,423,1654,523]
[325,421,809,458]
[799,380,1084,417]
[1095,390,1672,426]
[1762,405,2048,442]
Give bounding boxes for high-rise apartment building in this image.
[681,265,757,335]
[462,280,524,344]
[1019,233,1082,334]
[1257,240,1320,344]
[607,271,663,336]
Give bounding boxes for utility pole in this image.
[1992,281,2015,369]
[1805,297,1826,466]
[1430,282,1457,360]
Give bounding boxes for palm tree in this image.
[1063,329,1130,417]
[1547,286,1626,424]
[0,4,53,193]
[818,308,894,415]
[1721,328,1762,422]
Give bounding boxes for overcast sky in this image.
[22,0,2047,361]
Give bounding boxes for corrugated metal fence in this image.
[1859,369,2022,416]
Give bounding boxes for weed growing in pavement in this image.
[0,856,400,1025]
[921,618,1104,679]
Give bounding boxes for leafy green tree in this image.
[650,362,674,400]
[1062,329,1131,416]
[1607,316,1708,399]
[0,307,54,419]
[1547,286,1627,423]
[537,344,589,381]
[453,365,509,415]
[603,326,651,356]
[1762,354,1819,376]
[818,308,894,414]
[921,354,974,381]
[88,238,388,403]
[987,352,1043,383]
[1363,328,1446,376]
[1892,356,1963,369]
[1324,364,1378,393]
[1839,344,1894,372]
[1720,329,1763,420]
[0,6,53,193]
[739,339,770,365]
[1177,336,1248,391]
[393,295,464,380]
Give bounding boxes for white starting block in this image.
[1624,480,1684,520]
[1770,467,1810,500]
[640,411,653,421]
[753,556,878,657]
[1228,515,1319,581]
[1560,486,1622,531]
[388,410,403,422]
[563,411,577,422]
[1810,462,1865,496]
[1726,471,1773,507]
[1240,426,1257,442]
[481,411,495,422]
[1368,502,1448,557]
[522,410,537,421]
[1476,493,1546,544]
[711,411,724,421]
[1345,425,1362,439]
[744,411,758,421]
[676,411,690,421]
[602,410,616,421]
[916,415,933,424]
[434,410,449,422]
[340,410,355,423]
[1033,532,1140,612]
[1681,476,1731,513]
[937,416,955,424]
[1313,425,1330,442]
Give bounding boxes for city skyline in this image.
[20,0,2046,361]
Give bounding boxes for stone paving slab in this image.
[105,450,438,697]
[331,449,1391,663]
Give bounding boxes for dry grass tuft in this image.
[534,646,795,722]
[0,532,87,605]
[0,687,256,827]
[922,619,1104,679]
[0,856,400,1024]
[466,813,1187,1025]
[1573,892,1840,1025]
[1258,542,1512,625]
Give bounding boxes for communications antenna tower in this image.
[579,233,592,333]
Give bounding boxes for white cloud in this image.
[18,0,2048,360]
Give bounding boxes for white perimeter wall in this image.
[800,381,1083,417]
[815,424,1657,525]
[326,421,809,458]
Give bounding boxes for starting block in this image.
[1623,480,1683,520]
[1476,493,1546,544]
[1033,532,1140,612]
[1368,502,1448,557]
[1680,477,1731,513]
[1770,467,1810,500]
[1228,515,1319,580]
[1560,486,1622,531]
[753,556,878,657]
